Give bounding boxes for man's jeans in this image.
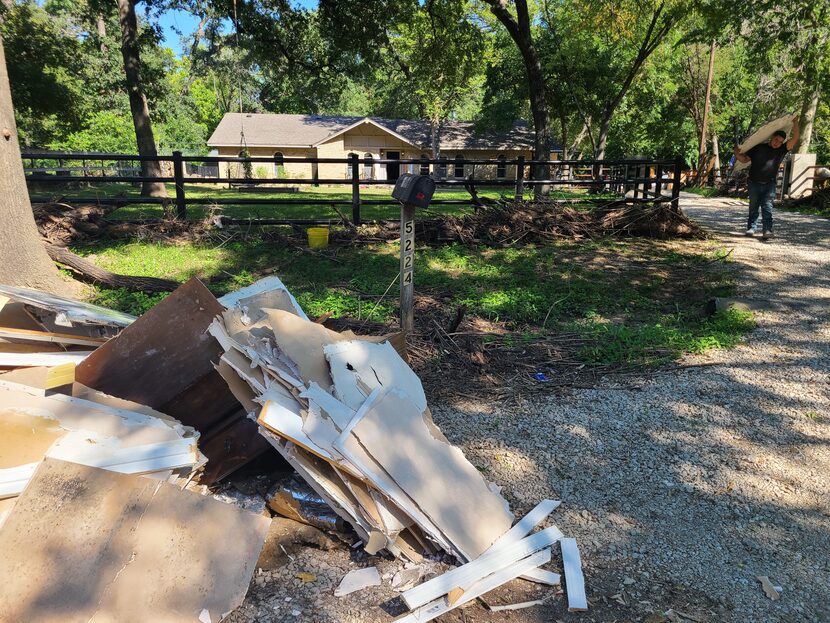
[747,180,776,232]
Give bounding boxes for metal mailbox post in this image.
[392,174,436,334]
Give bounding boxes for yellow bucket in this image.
[307,227,330,249]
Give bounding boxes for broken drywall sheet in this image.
[0,283,136,327]
[264,308,347,390]
[323,340,427,412]
[217,275,309,320]
[346,386,514,561]
[75,278,270,483]
[334,567,381,597]
[0,363,75,395]
[0,458,270,623]
[0,387,203,498]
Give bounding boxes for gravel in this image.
[230,197,830,622]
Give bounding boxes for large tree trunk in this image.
[695,40,715,185]
[712,131,721,184]
[0,35,71,294]
[117,0,167,198]
[485,0,551,196]
[797,87,820,154]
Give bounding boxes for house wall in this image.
[212,141,560,183]
[214,146,313,179]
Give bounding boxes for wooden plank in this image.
[395,549,552,623]
[348,386,513,561]
[484,499,562,586]
[0,351,91,367]
[0,326,106,347]
[0,458,269,623]
[0,363,75,395]
[75,278,269,483]
[561,537,588,612]
[401,525,564,610]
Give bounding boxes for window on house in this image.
[274,152,285,177]
[454,154,465,178]
[346,152,357,178]
[438,156,448,179]
[363,153,374,180]
[497,154,507,179]
[419,154,430,176]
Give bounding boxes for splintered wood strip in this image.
[394,549,552,623]
[401,525,563,610]
[561,537,588,612]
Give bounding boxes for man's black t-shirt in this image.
[746,143,789,183]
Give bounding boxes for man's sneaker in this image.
[762,230,774,240]
[745,229,755,236]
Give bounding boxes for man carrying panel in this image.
[733,116,800,240]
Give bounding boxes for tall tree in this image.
[116,0,166,197]
[482,0,550,190]
[0,32,68,293]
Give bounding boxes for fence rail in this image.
[24,151,683,224]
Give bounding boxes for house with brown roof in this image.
[206,113,561,182]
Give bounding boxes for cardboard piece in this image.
[0,458,269,623]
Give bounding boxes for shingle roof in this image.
[207,113,555,151]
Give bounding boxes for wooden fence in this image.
[24,152,684,225]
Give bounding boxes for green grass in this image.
[73,234,750,368]
[31,182,598,221]
[683,186,721,197]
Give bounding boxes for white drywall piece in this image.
[395,549,552,623]
[401,524,564,610]
[217,275,308,320]
[334,567,381,597]
[324,340,427,412]
[0,351,93,367]
[561,537,588,611]
[300,383,355,430]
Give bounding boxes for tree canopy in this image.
[1,0,828,163]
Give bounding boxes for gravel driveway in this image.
[231,197,829,623]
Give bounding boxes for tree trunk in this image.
[797,87,820,154]
[485,0,551,196]
[595,111,611,162]
[712,131,721,184]
[430,117,440,160]
[96,15,108,53]
[116,0,167,198]
[0,35,71,294]
[696,40,715,185]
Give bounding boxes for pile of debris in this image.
[784,186,830,214]
[0,276,587,621]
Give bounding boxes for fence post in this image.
[172,151,187,219]
[351,153,361,225]
[671,156,682,212]
[515,155,525,201]
[655,164,664,199]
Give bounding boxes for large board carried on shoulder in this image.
[733,114,795,172]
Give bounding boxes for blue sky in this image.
[157,1,319,57]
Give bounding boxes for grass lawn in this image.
[30,182,603,221]
[73,231,752,372]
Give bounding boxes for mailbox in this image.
[392,174,436,209]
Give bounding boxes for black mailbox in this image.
[392,174,436,209]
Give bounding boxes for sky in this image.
[157,1,319,57]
